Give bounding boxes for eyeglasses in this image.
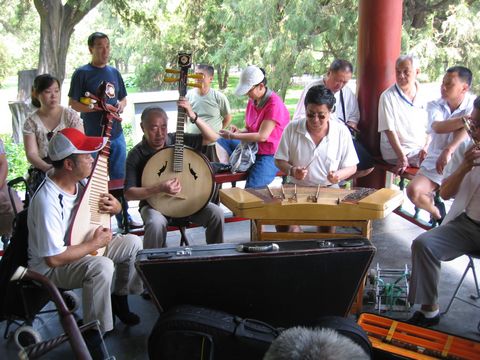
[47,131,54,141]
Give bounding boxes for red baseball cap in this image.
[48,128,107,161]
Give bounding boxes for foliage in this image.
[0,43,9,87]
[402,1,480,92]
[122,122,135,152]
[0,135,29,180]
[0,1,39,76]
[123,74,138,91]
[135,61,166,92]
[163,0,360,100]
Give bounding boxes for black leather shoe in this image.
[407,311,440,327]
[141,289,152,301]
[111,294,140,326]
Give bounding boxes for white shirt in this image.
[443,139,472,180]
[442,139,480,224]
[378,83,429,161]
[275,119,358,186]
[27,175,81,274]
[292,77,360,125]
[421,93,476,171]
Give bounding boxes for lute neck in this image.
[173,106,187,172]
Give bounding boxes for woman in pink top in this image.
[218,65,290,188]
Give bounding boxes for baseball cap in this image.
[48,128,107,161]
[234,65,265,96]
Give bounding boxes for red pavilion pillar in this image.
[356,0,403,188]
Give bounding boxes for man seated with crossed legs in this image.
[407,66,475,225]
[407,96,480,327]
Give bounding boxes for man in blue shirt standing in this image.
[69,32,141,229]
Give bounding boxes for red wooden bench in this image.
[372,159,436,230]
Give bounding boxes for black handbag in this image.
[148,304,281,360]
[210,162,232,174]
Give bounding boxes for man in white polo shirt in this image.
[378,54,429,174]
[293,59,373,179]
[276,84,358,187]
[407,66,475,225]
[275,85,358,232]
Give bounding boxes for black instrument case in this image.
[136,238,375,327]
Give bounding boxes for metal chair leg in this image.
[469,257,480,300]
[441,256,473,315]
[178,226,190,246]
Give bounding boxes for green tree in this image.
[0,42,9,87]
[174,0,359,100]
[403,0,480,91]
[1,0,157,86]
[0,1,39,78]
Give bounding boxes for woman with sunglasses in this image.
[217,65,290,188]
[23,74,84,192]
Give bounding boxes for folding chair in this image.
[441,251,480,315]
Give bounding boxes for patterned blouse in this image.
[23,106,83,159]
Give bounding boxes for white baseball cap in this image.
[234,65,265,96]
[48,128,107,161]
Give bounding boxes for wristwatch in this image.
[288,165,294,176]
[190,112,198,124]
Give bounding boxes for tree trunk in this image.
[216,64,229,90]
[33,0,103,86]
[216,64,223,89]
[222,64,229,90]
[271,56,297,101]
[17,69,37,102]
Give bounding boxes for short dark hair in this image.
[257,67,267,86]
[447,66,472,87]
[196,64,214,77]
[141,106,168,124]
[329,59,354,74]
[88,32,109,47]
[31,74,61,108]
[51,153,78,169]
[304,85,336,111]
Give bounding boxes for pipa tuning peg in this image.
[164,77,179,83]
[165,69,180,74]
[187,82,202,88]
